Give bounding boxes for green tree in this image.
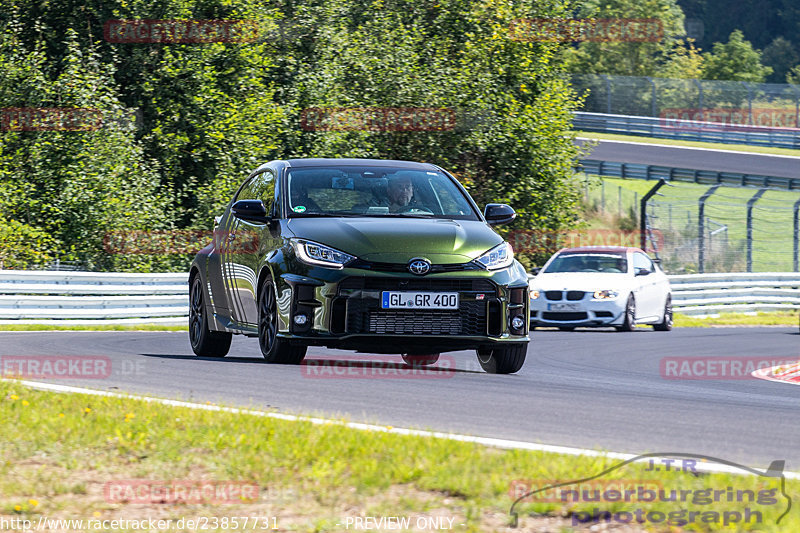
[761,37,799,83]
[560,0,687,76]
[701,30,772,82]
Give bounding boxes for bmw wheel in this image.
[653,295,673,331]
[615,295,636,332]
[258,277,307,364]
[189,275,232,357]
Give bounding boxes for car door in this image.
[229,169,278,326]
[632,252,659,319]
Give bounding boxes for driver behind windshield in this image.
[387,174,415,212]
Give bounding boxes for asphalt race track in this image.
[2,328,799,469]
[575,137,800,178]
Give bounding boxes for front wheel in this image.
[189,276,232,357]
[476,344,527,374]
[614,295,636,332]
[258,277,307,364]
[653,295,673,331]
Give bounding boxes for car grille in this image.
[542,312,588,321]
[545,290,586,301]
[336,277,494,336]
[339,277,495,293]
[348,259,482,273]
[346,299,487,336]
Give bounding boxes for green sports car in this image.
[189,158,529,373]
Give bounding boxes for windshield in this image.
[543,252,628,274]
[285,166,479,220]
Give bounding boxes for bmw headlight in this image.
[476,242,514,270]
[291,239,355,269]
[592,290,620,300]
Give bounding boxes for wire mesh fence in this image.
[584,176,800,274]
[572,74,800,128]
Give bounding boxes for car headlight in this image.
[291,239,355,269]
[592,290,620,300]
[476,242,514,270]
[530,289,540,300]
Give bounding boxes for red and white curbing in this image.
[752,361,800,385]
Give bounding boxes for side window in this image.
[633,253,654,273]
[234,171,276,212]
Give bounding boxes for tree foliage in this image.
[0,0,583,270]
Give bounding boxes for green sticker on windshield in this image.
[293,205,306,213]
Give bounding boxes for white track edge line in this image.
[7,378,800,480]
[575,136,800,160]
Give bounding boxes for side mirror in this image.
[531,267,542,275]
[484,203,516,226]
[635,267,651,277]
[232,200,270,224]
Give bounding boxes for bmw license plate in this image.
[381,291,459,310]
[548,303,580,311]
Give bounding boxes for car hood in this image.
[286,217,502,263]
[530,272,631,291]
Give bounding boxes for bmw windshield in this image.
[544,252,628,274]
[285,166,480,220]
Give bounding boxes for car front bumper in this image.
[529,295,626,328]
[272,262,530,353]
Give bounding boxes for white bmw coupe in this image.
[529,246,672,331]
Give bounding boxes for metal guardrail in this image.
[578,159,800,191]
[0,270,188,325]
[1,270,797,323]
[574,111,800,149]
[669,272,800,316]
[527,272,800,317]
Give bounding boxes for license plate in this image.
[381,291,459,310]
[548,303,580,311]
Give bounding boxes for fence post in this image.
[640,179,666,250]
[746,188,767,272]
[694,79,704,120]
[647,77,656,117]
[743,82,753,124]
[601,74,612,114]
[794,198,800,271]
[601,180,605,211]
[698,185,720,273]
[618,186,622,218]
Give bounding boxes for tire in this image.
[558,326,575,331]
[401,354,440,366]
[476,344,527,374]
[189,275,232,357]
[615,295,636,332]
[258,277,307,364]
[653,295,673,331]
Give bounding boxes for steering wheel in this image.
[397,205,434,214]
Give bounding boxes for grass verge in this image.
[674,311,798,327]
[0,380,797,532]
[574,130,800,157]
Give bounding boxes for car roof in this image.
[284,158,440,170]
[557,246,643,254]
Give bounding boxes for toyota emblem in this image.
[408,258,431,275]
